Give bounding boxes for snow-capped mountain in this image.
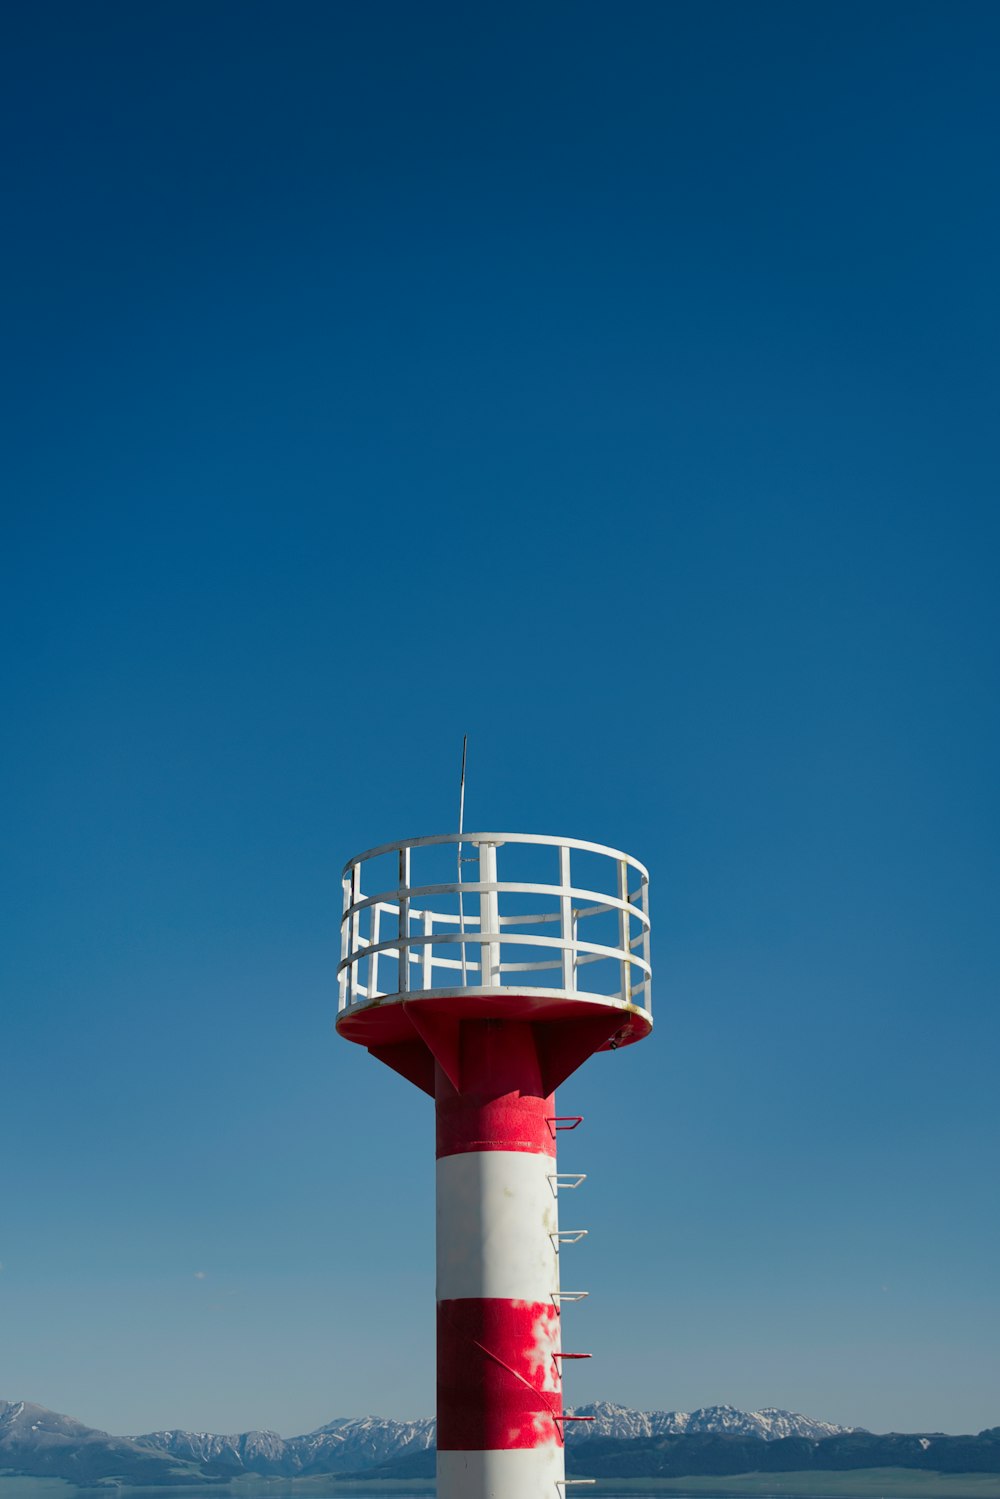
[134,1414,436,1475]
[134,1426,289,1472]
[0,1400,187,1485]
[293,1414,436,1471]
[565,1401,857,1443]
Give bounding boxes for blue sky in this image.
[1,0,998,1441]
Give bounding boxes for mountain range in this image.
[567,1401,852,1442]
[4,1398,998,1487]
[0,1399,851,1485]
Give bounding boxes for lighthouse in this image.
[336,831,652,1499]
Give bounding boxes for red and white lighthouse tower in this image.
[336,831,652,1499]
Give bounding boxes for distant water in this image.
[6,1488,995,1499]
[0,1485,724,1499]
[0,1487,902,1499]
[0,1488,685,1499]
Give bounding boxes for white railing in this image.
[338,832,651,1015]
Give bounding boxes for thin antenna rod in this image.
[457,734,468,985]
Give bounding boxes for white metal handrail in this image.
[337,832,651,1015]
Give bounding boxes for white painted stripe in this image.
[438,1443,565,1499]
[437,1149,561,1302]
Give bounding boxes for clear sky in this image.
[1,0,998,1444]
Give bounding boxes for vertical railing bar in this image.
[422,909,433,990]
[479,841,500,986]
[641,873,651,1013]
[398,847,410,994]
[457,736,468,986]
[559,844,574,993]
[618,858,632,1004]
[368,901,381,1000]
[572,907,578,991]
[348,865,361,1006]
[339,875,351,1012]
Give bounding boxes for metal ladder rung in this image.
[551,1230,588,1247]
[551,1290,589,1304]
[547,1115,584,1134]
[548,1173,587,1193]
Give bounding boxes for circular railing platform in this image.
[337,833,651,1031]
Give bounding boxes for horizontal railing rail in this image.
[342,830,649,876]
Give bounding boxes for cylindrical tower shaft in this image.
[435,1019,564,1499]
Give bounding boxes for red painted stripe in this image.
[435,1019,556,1159]
[437,1299,562,1451]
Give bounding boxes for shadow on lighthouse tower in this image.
[336,830,653,1499]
